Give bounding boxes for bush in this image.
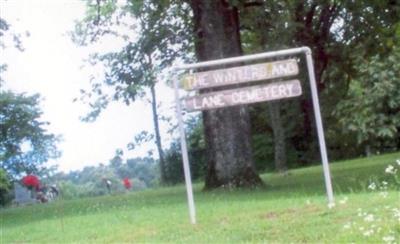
[0,169,11,206]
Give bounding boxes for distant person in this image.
[21,174,41,191]
[123,177,132,190]
[103,178,112,194]
[49,184,59,198]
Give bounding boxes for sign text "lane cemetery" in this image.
[184,80,302,111]
[181,59,298,90]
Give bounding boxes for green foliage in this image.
[164,117,206,184]
[240,1,400,163]
[163,142,184,184]
[127,131,154,150]
[57,180,80,199]
[252,134,274,172]
[0,17,25,52]
[0,17,27,86]
[55,156,158,199]
[0,91,61,179]
[73,0,190,121]
[73,1,193,184]
[57,165,121,198]
[0,17,9,86]
[334,46,400,152]
[74,0,400,174]
[125,157,158,186]
[0,168,11,206]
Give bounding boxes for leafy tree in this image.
[55,155,157,198]
[74,0,400,189]
[0,17,9,86]
[164,117,206,184]
[334,47,400,154]
[125,157,157,186]
[163,142,183,184]
[57,180,79,199]
[109,149,124,175]
[0,17,58,205]
[72,0,190,184]
[0,92,61,178]
[239,0,400,164]
[0,17,26,85]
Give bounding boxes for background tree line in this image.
[74,0,400,187]
[51,153,158,199]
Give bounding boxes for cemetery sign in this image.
[181,59,298,90]
[172,47,334,225]
[184,79,302,111]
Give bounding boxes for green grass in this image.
[2,152,400,243]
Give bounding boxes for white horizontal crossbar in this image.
[173,47,310,71]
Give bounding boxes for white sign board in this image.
[184,80,302,111]
[181,59,298,90]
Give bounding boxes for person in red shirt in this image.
[122,177,132,190]
[21,174,41,191]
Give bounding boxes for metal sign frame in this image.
[171,46,334,224]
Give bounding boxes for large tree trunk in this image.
[189,0,263,188]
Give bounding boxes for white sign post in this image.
[171,46,334,224]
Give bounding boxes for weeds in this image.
[342,159,400,244]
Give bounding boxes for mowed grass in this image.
[2,152,400,243]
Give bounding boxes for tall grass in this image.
[1,152,399,243]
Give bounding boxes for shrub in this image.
[0,169,11,206]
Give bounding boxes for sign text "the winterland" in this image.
[181,59,298,90]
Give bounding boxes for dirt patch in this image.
[263,212,279,219]
[261,204,323,220]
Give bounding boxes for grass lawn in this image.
[2,152,400,243]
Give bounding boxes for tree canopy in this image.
[0,92,61,179]
[334,47,400,153]
[73,0,400,187]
